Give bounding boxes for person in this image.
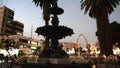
[71,61,76,64]
[23,59,27,63]
[46,61,51,64]
[8,62,13,68]
[5,56,9,62]
[117,56,120,66]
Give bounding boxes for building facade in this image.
[12,21,24,35]
[0,6,24,36]
[0,35,44,54]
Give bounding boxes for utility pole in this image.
[29,24,33,44]
[31,24,33,39]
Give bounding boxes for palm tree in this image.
[32,0,58,49]
[81,0,120,56]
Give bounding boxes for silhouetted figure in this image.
[22,58,27,68]
[5,56,9,62]
[23,59,27,63]
[8,62,13,68]
[117,56,120,65]
[71,61,77,68]
[46,61,51,68]
[72,61,76,64]
[46,61,51,64]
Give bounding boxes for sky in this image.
[1,0,120,47]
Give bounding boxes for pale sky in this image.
[1,0,120,47]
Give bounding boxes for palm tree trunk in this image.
[96,15,113,56]
[43,4,50,49]
[43,4,50,26]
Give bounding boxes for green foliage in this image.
[1,38,16,50]
[81,0,120,18]
[110,21,120,45]
[32,0,58,8]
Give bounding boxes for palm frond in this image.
[81,0,120,18]
[33,0,58,8]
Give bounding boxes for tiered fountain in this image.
[35,3,74,64]
[11,3,93,68]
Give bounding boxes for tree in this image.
[81,0,120,56]
[110,21,120,47]
[32,0,58,49]
[1,38,17,57]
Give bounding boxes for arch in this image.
[76,33,89,56]
[76,33,88,46]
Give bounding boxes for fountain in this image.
[35,2,74,64]
[10,2,93,68]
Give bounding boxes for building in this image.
[0,35,44,54]
[0,6,24,36]
[12,20,24,35]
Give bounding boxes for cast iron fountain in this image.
[35,3,74,63]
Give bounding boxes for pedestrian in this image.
[5,56,9,62]
[71,61,76,64]
[117,56,120,66]
[8,62,13,68]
